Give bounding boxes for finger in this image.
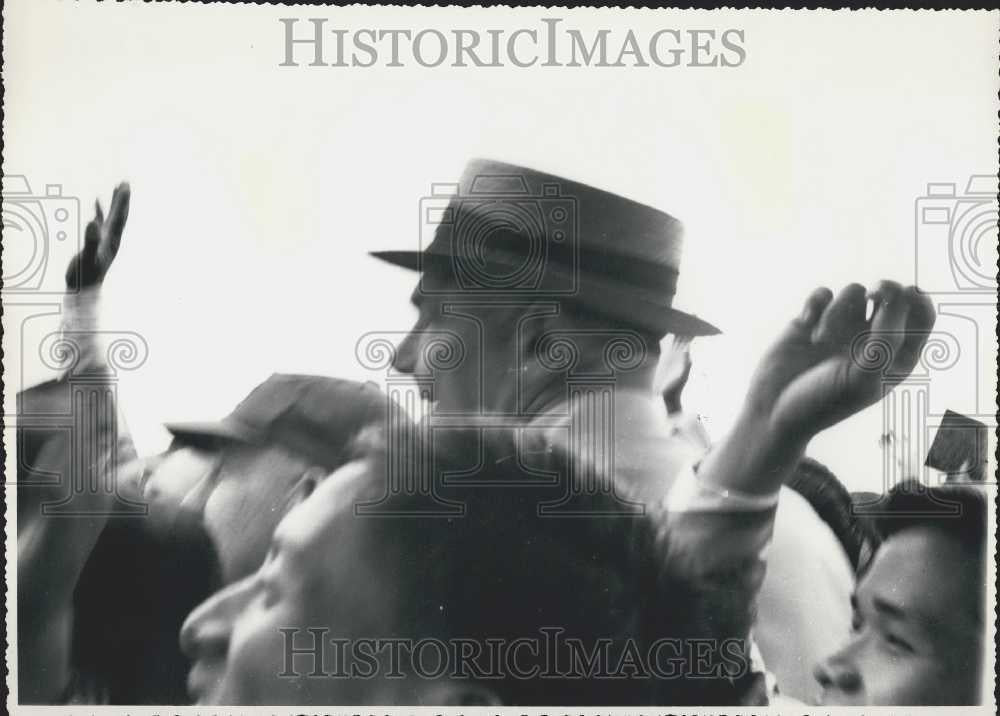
[802,286,834,323]
[890,286,936,374]
[766,286,833,358]
[783,286,834,339]
[812,283,867,347]
[66,218,102,289]
[106,182,131,245]
[868,280,909,335]
[904,285,936,334]
[83,217,101,254]
[860,280,911,367]
[94,199,104,226]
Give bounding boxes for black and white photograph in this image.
[3,2,997,712]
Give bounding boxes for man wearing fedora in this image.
[18,162,935,705]
[372,159,720,506]
[177,159,935,705]
[362,158,936,702]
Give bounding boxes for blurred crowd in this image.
[16,161,989,707]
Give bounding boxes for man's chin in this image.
[187,663,230,705]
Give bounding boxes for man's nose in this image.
[392,330,422,374]
[179,576,253,660]
[814,649,862,695]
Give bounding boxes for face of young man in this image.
[179,459,416,705]
[814,526,983,706]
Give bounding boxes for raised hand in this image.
[65,182,130,291]
[699,281,935,496]
[746,281,936,441]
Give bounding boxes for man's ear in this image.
[286,466,328,511]
[420,681,503,706]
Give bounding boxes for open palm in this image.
[747,281,936,439]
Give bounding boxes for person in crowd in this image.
[812,480,987,706]
[180,158,936,705]
[659,343,873,702]
[658,319,986,707]
[17,187,390,703]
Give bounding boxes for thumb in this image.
[65,217,102,290]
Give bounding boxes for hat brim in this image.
[371,250,721,337]
[164,418,264,446]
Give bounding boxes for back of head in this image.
[366,476,755,705]
[377,488,635,703]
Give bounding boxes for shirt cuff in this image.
[60,287,104,370]
[664,460,780,512]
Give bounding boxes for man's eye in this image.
[850,613,863,633]
[256,574,281,609]
[884,633,915,654]
[263,539,283,566]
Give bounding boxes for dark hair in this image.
[874,480,987,562]
[358,442,759,705]
[72,511,222,703]
[784,456,879,572]
[866,480,987,621]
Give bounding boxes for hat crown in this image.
[372,158,720,337]
[230,374,386,468]
[450,158,684,270]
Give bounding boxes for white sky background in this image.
[4,2,998,492]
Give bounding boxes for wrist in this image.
[738,401,814,464]
[700,403,811,496]
[62,286,102,328]
[60,286,104,371]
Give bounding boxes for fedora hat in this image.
[371,158,719,338]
